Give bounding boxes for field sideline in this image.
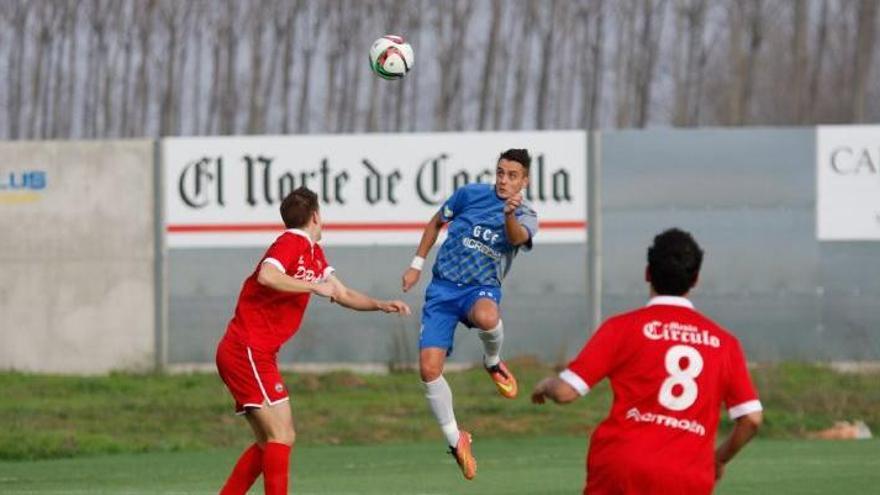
[1,437,878,494]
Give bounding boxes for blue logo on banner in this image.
[0,170,47,191]
[0,170,48,204]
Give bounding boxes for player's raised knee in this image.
[472,310,499,331]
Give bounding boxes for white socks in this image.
[423,321,504,448]
[478,320,504,367]
[423,375,460,448]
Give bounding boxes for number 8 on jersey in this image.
[659,345,703,411]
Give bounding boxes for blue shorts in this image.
[419,278,502,355]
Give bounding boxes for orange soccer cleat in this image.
[485,361,518,399]
[448,431,477,480]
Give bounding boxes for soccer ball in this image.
[369,35,414,80]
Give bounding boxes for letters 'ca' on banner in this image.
[163,132,587,248]
[817,126,880,241]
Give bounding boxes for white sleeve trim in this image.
[262,258,286,273]
[321,266,335,281]
[559,369,590,396]
[728,399,763,420]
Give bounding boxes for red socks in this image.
[220,443,264,495]
[262,442,292,495]
[219,442,291,495]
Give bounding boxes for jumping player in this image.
[215,187,411,495]
[531,228,763,494]
[401,149,538,480]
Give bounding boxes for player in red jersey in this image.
[215,187,411,495]
[531,228,763,495]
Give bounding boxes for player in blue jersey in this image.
[401,149,538,480]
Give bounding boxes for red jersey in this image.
[560,296,761,495]
[224,229,334,353]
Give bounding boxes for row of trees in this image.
[0,0,877,140]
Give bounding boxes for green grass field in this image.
[1,437,878,494]
[1,362,878,493]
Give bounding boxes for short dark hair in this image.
[647,228,704,296]
[498,148,531,174]
[280,186,319,229]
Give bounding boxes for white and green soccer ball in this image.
[369,35,414,80]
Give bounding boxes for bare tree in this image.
[808,0,829,122]
[433,0,473,131]
[673,0,708,126]
[790,0,808,124]
[206,4,226,135]
[174,3,194,135]
[6,1,31,139]
[363,2,383,132]
[725,0,764,126]
[246,3,269,134]
[278,0,302,134]
[62,0,81,137]
[333,0,363,133]
[490,1,512,130]
[117,1,136,137]
[589,0,606,130]
[740,0,763,125]
[534,0,559,129]
[322,1,342,132]
[297,0,327,133]
[343,0,370,133]
[509,1,534,129]
[263,0,291,133]
[614,0,638,127]
[133,0,156,137]
[100,1,125,137]
[47,1,72,138]
[851,0,877,122]
[634,0,667,128]
[158,1,183,136]
[38,4,59,138]
[554,0,580,129]
[187,2,205,135]
[327,2,354,132]
[220,0,240,135]
[80,0,120,138]
[392,0,416,131]
[31,2,62,138]
[407,0,426,132]
[82,0,99,137]
[478,0,503,130]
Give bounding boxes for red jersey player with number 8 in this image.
[532,228,763,495]
[215,187,411,495]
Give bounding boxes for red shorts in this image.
[585,465,713,495]
[216,337,289,415]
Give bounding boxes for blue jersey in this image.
[432,183,538,287]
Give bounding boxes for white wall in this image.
[0,140,156,373]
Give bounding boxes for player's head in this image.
[495,148,531,199]
[646,228,704,296]
[280,186,322,239]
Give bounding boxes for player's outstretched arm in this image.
[503,193,531,246]
[326,274,412,314]
[530,377,580,405]
[257,262,326,295]
[714,411,762,481]
[402,211,445,292]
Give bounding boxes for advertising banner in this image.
[163,131,587,247]
[817,126,880,241]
